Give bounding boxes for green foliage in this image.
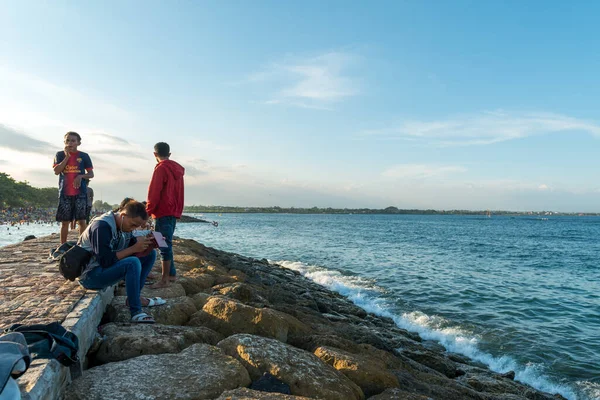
[0,172,58,207]
[93,199,113,212]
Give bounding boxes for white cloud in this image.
[361,111,600,146]
[247,51,360,109]
[0,124,54,154]
[381,164,467,180]
[0,65,135,136]
[538,184,550,191]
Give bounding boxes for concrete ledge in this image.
[18,285,115,400]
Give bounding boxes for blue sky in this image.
[1,1,599,211]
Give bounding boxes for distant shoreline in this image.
[184,207,600,217]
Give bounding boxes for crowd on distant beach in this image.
[0,207,58,226]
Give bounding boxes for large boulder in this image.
[173,253,204,270]
[190,292,211,309]
[367,388,432,400]
[188,296,306,342]
[115,282,186,298]
[215,388,315,399]
[213,282,269,306]
[314,346,400,397]
[402,348,464,379]
[142,282,187,298]
[178,268,216,295]
[66,343,251,400]
[458,371,562,399]
[110,296,197,325]
[218,334,364,400]
[94,322,223,364]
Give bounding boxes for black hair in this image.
[64,131,81,142]
[154,142,170,157]
[118,197,133,210]
[121,200,148,220]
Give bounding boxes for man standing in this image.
[146,142,185,288]
[53,131,94,244]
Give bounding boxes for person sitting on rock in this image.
[77,199,166,323]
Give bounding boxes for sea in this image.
[1,213,598,400]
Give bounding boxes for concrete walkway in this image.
[0,232,114,400]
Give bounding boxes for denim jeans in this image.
[80,251,156,317]
[155,216,176,277]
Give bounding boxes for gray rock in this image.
[215,388,315,399]
[94,322,223,364]
[367,388,433,400]
[401,348,463,378]
[178,270,216,295]
[188,296,307,343]
[218,334,364,400]
[115,282,186,298]
[109,295,197,325]
[66,343,251,400]
[314,345,400,397]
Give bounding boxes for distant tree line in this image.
[184,205,600,216]
[0,172,58,208]
[2,173,597,216]
[92,200,114,212]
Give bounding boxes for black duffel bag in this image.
[4,322,79,367]
[58,245,91,281]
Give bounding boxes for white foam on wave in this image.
[274,259,582,400]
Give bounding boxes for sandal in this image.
[131,312,155,324]
[146,297,166,307]
[125,297,167,307]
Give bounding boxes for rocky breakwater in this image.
[66,237,566,400]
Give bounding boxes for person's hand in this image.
[64,146,71,158]
[73,175,83,189]
[132,236,151,253]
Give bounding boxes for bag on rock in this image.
[4,322,79,367]
[58,245,91,281]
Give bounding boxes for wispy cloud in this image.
[0,66,136,140]
[247,51,360,109]
[382,164,467,180]
[361,111,600,146]
[90,132,131,145]
[0,123,54,154]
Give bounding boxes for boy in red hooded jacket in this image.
[146,142,185,288]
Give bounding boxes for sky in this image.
[1,1,600,212]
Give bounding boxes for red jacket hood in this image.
[146,159,185,219]
[156,159,185,179]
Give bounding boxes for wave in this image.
[274,259,592,400]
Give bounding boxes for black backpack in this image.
[4,322,80,367]
[58,245,92,281]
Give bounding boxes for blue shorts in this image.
[155,216,176,276]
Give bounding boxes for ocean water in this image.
[2,213,599,399]
[0,222,60,248]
